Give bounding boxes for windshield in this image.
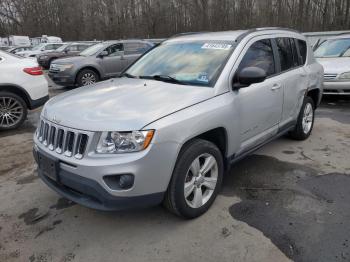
[79,43,104,56]
[125,41,235,87]
[314,38,350,57]
[32,44,46,51]
[56,44,69,52]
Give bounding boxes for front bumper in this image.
[323,81,350,95]
[48,71,76,86]
[33,134,179,211]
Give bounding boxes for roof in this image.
[166,28,302,43]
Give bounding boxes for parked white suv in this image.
[17,43,63,58]
[0,51,49,130]
[33,28,323,218]
[315,34,350,95]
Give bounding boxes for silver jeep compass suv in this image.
[33,28,323,218]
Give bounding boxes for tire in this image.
[0,92,27,131]
[164,139,224,219]
[289,96,315,140]
[76,69,99,87]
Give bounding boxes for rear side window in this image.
[289,39,300,67]
[276,38,294,71]
[238,39,275,77]
[297,40,307,64]
[124,42,143,55]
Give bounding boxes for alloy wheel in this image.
[81,73,96,86]
[184,153,218,208]
[0,96,24,128]
[302,102,313,134]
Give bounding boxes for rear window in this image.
[297,40,307,64]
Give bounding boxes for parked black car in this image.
[37,42,95,69]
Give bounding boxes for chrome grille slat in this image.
[36,118,90,159]
[324,74,337,80]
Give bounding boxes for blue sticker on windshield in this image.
[197,72,209,83]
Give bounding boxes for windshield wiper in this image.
[121,72,136,78]
[139,75,187,85]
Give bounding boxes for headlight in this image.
[339,72,350,79]
[51,64,74,71]
[39,55,48,59]
[96,130,155,154]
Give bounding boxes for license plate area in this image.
[38,153,58,182]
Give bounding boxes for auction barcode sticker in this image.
[202,43,232,50]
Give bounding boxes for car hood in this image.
[53,56,85,64]
[316,57,350,74]
[43,78,215,131]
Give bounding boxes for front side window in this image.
[45,44,54,50]
[66,45,79,52]
[314,38,350,58]
[105,43,123,57]
[238,39,275,76]
[125,41,235,87]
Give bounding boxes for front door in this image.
[99,43,125,77]
[233,38,284,154]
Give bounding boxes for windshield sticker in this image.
[202,43,232,50]
[197,72,209,83]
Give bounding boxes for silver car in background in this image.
[315,35,350,95]
[48,40,154,87]
[33,28,323,218]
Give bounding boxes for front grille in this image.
[36,118,90,159]
[324,74,338,80]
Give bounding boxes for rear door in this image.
[123,42,147,67]
[276,38,308,128]
[233,37,284,155]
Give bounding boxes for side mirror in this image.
[99,50,108,58]
[234,67,267,88]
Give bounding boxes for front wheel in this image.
[0,92,27,131]
[164,139,224,219]
[76,69,99,87]
[289,96,315,140]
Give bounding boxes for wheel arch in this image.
[306,88,321,108]
[178,127,229,170]
[0,84,30,108]
[75,66,101,84]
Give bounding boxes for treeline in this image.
[1,0,350,40]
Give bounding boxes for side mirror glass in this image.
[99,50,108,58]
[234,67,267,89]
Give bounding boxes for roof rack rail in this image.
[169,32,209,39]
[236,27,300,43]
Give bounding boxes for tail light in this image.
[23,66,43,76]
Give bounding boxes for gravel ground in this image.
[0,79,349,262]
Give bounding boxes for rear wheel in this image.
[164,139,224,219]
[289,96,315,140]
[0,92,27,130]
[76,69,99,87]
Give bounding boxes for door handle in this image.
[271,84,282,91]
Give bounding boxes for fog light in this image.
[119,175,134,189]
[103,174,134,190]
